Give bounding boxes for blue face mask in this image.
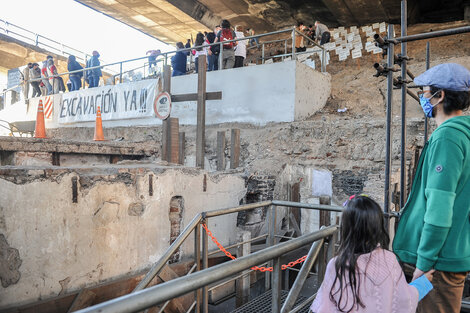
[419,90,441,118]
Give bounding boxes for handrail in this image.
[133,213,203,291]
[281,236,324,313]
[272,200,399,218]
[75,225,338,313]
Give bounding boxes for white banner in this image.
[58,79,160,124]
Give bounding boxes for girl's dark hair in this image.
[430,86,470,115]
[329,195,390,313]
[194,32,205,51]
[221,19,230,29]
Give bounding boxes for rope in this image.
[201,223,307,272]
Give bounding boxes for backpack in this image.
[221,28,234,49]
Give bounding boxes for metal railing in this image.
[70,200,345,313]
[1,26,328,110]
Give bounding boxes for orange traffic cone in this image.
[34,100,47,138]
[94,105,105,141]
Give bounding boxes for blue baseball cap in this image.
[414,63,470,92]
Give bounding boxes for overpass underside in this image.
[75,0,467,45]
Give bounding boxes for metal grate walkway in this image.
[230,290,310,313]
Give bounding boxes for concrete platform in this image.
[0,136,159,166]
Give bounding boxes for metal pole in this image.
[272,256,282,313]
[202,219,209,313]
[205,201,272,218]
[291,29,296,60]
[400,0,407,209]
[133,214,202,292]
[424,42,430,144]
[394,26,470,43]
[265,205,275,291]
[384,24,395,216]
[281,238,324,313]
[119,62,123,84]
[262,43,265,64]
[283,39,287,61]
[194,223,201,313]
[219,43,223,70]
[321,48,326,72]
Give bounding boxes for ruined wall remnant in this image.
[237,175,276,237]
[0,234,22,288]
[332,170,368,197]
[0,167,246,309]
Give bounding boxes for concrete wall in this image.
[0,60,331,135]
[0,166,246,308]
[295,62,331,120]
[276,164,341,234]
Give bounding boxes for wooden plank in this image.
[319,196,331,227]
[236,231,251,307]
[169,117,179,164]
[161,118,170,162]
[216,131,225,171]
[230,129,240,169]
[163,65,171,93]
[178,132,185,165]
[288,212,302,237]
[290,182,301,229]
[318,196,331,283]
[171,92,222,102]
[161,65,172,163]
[67,289,96,312]
[196,56,207,168]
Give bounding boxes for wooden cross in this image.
[161,56,222,168]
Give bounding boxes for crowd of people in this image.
[21,19,331,99]
[21,51,103,100]
[169,19,250,77]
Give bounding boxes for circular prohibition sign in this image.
[154,91,172,120]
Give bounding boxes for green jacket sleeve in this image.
[416,137,463,271]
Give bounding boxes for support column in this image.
[384,24,395,219]
[272,257,282,313]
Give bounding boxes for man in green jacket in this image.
[393,63,470,313]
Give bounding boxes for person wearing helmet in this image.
[393,63,470,313]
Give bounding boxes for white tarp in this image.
[58,79,159,124]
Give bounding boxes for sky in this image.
[1,0,173,87]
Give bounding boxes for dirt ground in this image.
[247,20,470,119]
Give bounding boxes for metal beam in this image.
[281,239,324,313]
[394,26,470,43]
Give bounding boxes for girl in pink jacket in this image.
[310,195,434,313]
